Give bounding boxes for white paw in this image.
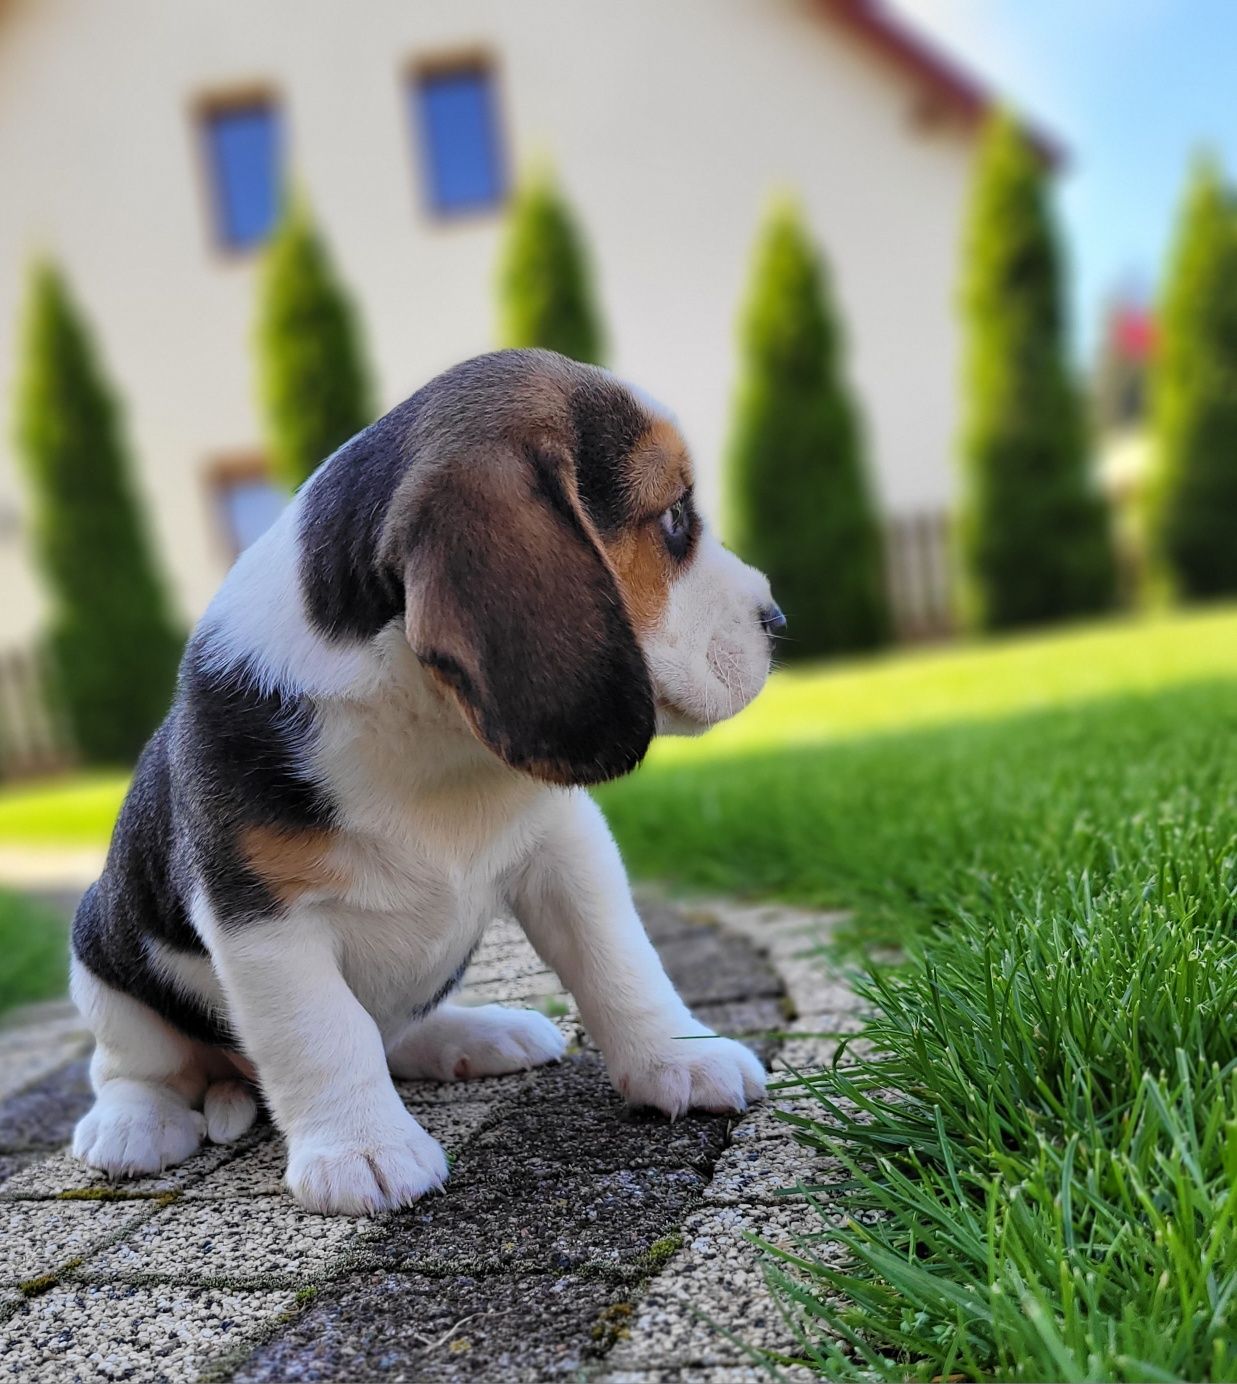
[286,1112,448,1216]
[388,1003,567,1082]
[72,1081,206,1176]
[203,1080,258,1143]
[610,1030,767,1119]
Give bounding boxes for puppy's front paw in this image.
[286,1113,448,1216]
[73,1082,206,1176]
[610,1031,767,1119]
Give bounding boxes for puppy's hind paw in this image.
[286,1114,448,1216]
[388,1003,567,1082]
[203,1080,259,1144]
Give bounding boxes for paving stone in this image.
[2,1135,253,1200]
[0,1031,90,1107]
[605,1202,832,1370]
[704,1133,844,1205]
[727,1098,821,1144]
[456,971,565,1005]
[0,1282,297,1383]
[0,1059,92,1152]
[393,1068,533,1105]
[0,892,852,1379]
[656,931,784,1008]
[463,1053,737,1174]
[771,1033,835,1075]
[0,1154,38,1189]
[0,1199,151,1286]
[377,1163,706,1275]
[606,1368,817,1384]
[183,1102,494,1200]
[235,1270,623,1383]
[694,997,786,1064]
[77,1196,364,1286]
[461,949,554,987]
[635,894,724,944]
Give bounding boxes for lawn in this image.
[595,606,1237,1380]
[0,888,69,1016]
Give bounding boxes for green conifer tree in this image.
[959,113,1115,629]
[1150,156,1237,598]
[14,264,182,764]
[256,196,373,489]
[725,201,889,658]
[498,170,607,365]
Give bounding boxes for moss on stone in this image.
[589,1299,634,1350]
[643,1234,683,1271]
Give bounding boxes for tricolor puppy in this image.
[70,349,784,1216]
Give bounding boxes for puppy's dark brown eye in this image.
[659,497,692,559]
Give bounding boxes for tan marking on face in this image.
[604,417,695,634]
[240,825,344,905]
[606,525,672,633]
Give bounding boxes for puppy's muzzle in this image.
[759,602,787,640]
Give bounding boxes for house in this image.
[0,0,1053,649]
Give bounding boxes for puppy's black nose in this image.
[759,602,787,637]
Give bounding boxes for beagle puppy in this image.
[69,349,784,1216]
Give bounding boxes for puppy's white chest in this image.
[330,879,498,1038]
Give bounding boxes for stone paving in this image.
[0,892,858,1382]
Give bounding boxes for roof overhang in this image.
[813,0,1066,168]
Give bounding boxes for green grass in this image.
[595,608,1237,1380]
[0,888,68,1015]
[0,772,129,847]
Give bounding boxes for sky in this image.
[887,0,1237,363]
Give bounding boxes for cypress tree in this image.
[725,201,889,659]
[1150,156,1237,598]
[959,113,1115,629]
[256,196,373,489]
[498,170,607,365]
[14,264,182,764]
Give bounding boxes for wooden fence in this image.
[884,509,956,641]
[0,646,75,782]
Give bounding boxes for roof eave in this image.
[813,0,1067,169]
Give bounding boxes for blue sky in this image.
[888,0,1237,362]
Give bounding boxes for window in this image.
[412,62,506,215]
[200,97,280,250]
[208,459,286,557]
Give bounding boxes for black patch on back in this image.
[173,640,336,927]
[72,639,341,1048]
[71,727,237,1048]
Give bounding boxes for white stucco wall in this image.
[0,0,979,646]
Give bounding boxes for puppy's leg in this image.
[197,905,447,1216]
[71,959,209,1176]
[512,793,766,1119]
[387,1002,566,1082]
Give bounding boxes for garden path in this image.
[0,891,858,1382]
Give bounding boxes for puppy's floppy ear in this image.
[399,439,655,786]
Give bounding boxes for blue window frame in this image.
[202,100,280,249]
[413,64,505,215]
